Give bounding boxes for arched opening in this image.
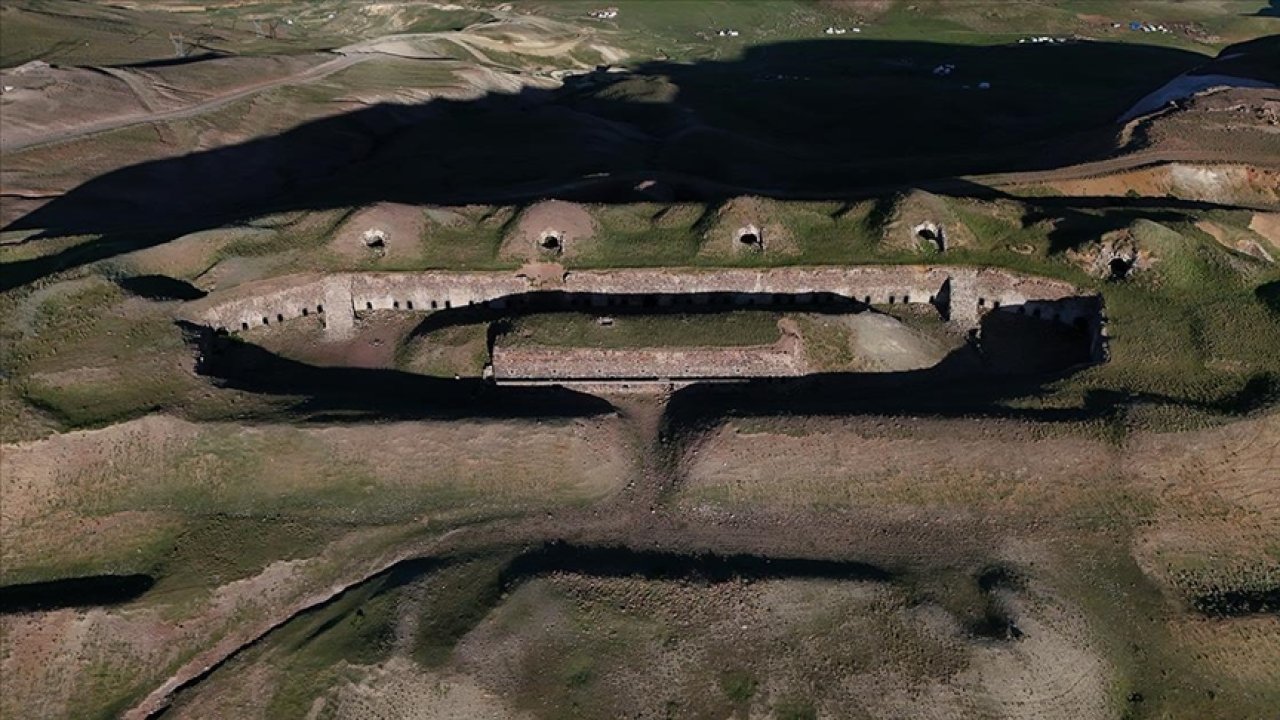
[366,301,373,310]
[316,304,324,314]
[406,300,414,310]
[738,232,759,246]
[540,233,562,251]
[362,229,387,249]
[914,223,946,251]
[241,322,249,331]
[1109,257,1133,281]
[301,308,309,317]
[276,313,284,322]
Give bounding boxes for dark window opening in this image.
[978,297,986,307]
[317,305,324,314]
[406,300,414,310]
[262,317,270,325]
[241,322,249,331]
[366,302,373,310]
[444,300,452,309]
[301,308,309,316]
[431,300,438,309]
[276,313,284,322]
[393,301,400,309]
[540,234,561,250]
[738,232,759,245]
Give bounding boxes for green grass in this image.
[773,697,817,720]
[396,323,491,377]
[719,668,758,704]
[262,569,401,718]
[503,311,782,348]
[412,555,512,667]
[793,315,856,371]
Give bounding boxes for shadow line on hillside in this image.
[4,36,1243,290]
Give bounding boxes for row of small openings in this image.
[886,294,912,304]
[238,304,325,330]
[364,300,451,310]
[977,298,1002,309]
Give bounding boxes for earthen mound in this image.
[499,200,597,261]
[330,203,425,262]
[1067,228,1151,280]
[881,190,975,253]
[697,196,796,257]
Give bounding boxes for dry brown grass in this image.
[2,413,629,581]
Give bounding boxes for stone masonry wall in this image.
[185,266,1099,349]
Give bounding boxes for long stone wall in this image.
[185,266,1104,358]
[492,342,805,383]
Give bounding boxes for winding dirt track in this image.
[0,53,369,153]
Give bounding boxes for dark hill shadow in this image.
[1253,0,1280,17]
[184,321,614,421]
[2,37,1245,290]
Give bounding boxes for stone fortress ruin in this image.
[187,265,1108,387]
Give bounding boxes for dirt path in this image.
[1,53,369,153]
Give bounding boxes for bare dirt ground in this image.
[1026,163,1280,207]
[1250,212,1280,250]
[1195,219,1275,263]
[328,659,529,720]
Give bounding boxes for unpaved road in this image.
[0,53,369,153]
